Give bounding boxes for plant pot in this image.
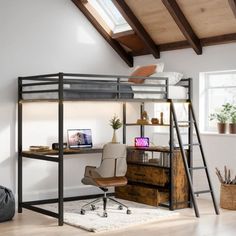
[111,130,118,143]
[229,123,236,134]
[220,184,236,210]
[217,123,227,134]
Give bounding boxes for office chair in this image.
[80,143,131,217]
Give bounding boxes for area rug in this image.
[41,198,179,232]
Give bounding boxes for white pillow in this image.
[155,63,165,73]
[147,72,183,85]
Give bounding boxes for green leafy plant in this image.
[229,104,236,123]
[210,103,230,123]
[110,114,122,130]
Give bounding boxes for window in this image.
[200,70,236,132]
[88,0,131,33]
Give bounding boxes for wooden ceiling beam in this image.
[201,33,236,46]
[228,0,236,18]
[112,0,160,58]
[132,33,236,56]
[162,0,202,55]
[72,0,133,67]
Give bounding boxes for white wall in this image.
[1,0,236,204]
[0,0,130,200]
[135,44,236,201]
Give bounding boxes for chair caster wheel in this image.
[80,209,85,215]
[126,209,131,215]
[103,212,108,217]
[118,205,123,210]
[91,204,96,211]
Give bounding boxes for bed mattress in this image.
[22,83,133,100]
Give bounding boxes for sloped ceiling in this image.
[72,0,236,66]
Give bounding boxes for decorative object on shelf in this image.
[160,112,164,125]
[29,145,50,152]
[229,104,236,134]
[151,118,159,124]
[110,114,122,143]
[215,166,236,210]
[52,143,67,150]
[137,110,150,125]
[210,103,230,133]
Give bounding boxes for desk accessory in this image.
[52,143,67,150]
[134,137,149,147]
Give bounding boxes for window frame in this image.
[200,70,236,132]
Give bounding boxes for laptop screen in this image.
[67,129,93,148]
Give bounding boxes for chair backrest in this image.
[96,143,127,178]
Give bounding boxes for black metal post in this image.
[58,73,64,226]
[123,103,126,144]
[140,103,144,136]
[117,77,120,99]
[18,77,23,213]
[169,101,174,210]
[188,78,193,208]
[166,78,169,99]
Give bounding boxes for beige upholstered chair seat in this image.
[82,176,127,188]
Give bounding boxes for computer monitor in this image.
[67,129,93,148]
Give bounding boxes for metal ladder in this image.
[170,99,220,217]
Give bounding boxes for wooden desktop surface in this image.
[22,146,171,157]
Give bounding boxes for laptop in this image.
[67,129,93,148]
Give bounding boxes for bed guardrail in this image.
[19,72,192,101]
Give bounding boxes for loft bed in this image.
[18,72,218,226]
[19,73,190,101]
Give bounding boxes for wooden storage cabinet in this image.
[115,184,169,207]
[115,149,189,209]
[126,165,169,187]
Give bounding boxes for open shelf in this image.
[125,123,190,127]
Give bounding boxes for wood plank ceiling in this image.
[72,0,236,67]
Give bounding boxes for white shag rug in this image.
[41,198,179,232]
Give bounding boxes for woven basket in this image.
[220,184,236,210]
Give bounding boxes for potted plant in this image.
[210,103,230,133]
[229,104,236,134]
[110,114,122,143]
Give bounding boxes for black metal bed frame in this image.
[18,72,194,226]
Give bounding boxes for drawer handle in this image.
[134,173,145,177]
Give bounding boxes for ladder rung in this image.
[174,125,191,128]
[194,190,212,195]
[182,143,200,147]
[189,166,206,170]
[177,121,195,124]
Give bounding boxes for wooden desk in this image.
[22,148,103,162]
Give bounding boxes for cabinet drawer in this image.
[126,164,169,186]
[115,185,169,207]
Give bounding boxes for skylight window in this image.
[88,0,131,33]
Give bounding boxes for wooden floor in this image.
[1,199,236,236]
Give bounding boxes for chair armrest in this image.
[84,166,101,178]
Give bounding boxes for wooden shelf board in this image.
[22,148,103,156]
[125,123,189,127]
